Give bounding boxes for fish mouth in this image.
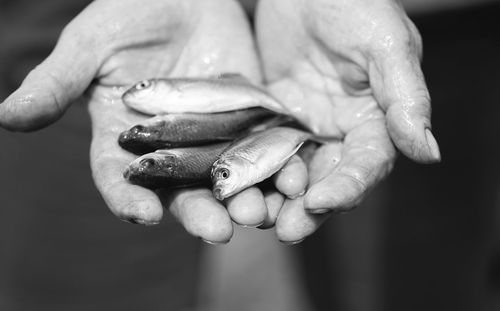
[123,167,131,180]
[121,89,133,102]
[212,187,225,201]
[118,131,130,143]
[118,131,155,155]
[122,168,157,189]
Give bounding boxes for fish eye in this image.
[217,168,230,180]
[135,80,151,90]
[139,158,156,169]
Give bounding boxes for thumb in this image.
[369,33,441,164]
[0,24,99,131]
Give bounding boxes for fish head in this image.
[211,156,251,200]
[118,124,161,154]
[122,79,160,107]
[123,152,178,188]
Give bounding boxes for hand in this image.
[0,0,271,244]
[256,0,441,243]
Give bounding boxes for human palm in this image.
[0,0,442,244]
[0,0,267,243]
[256,0,441,242]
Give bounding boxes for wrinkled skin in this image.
[0,0,273,244]
[0,0,441,245]
[256,0,441,243]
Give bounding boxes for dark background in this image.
[0,1,201,310]
[298,3,500,311]
[0,1,499,310]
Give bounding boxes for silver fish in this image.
[124,142,230,189]
[211,127,312,200]
[122,74,286,115]
[118,107,280,155]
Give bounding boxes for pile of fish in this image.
[119,74,312,201]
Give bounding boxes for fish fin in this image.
[154,149,183,157]
[238,154,257,165]
[276,141,306,167]
[308,135,343,145]
[214,73,250,84]
[249,115,295,133]
[273,117,311,132]
[218,136,239,140]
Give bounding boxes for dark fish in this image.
[118,107,280,154]
[123,142,230,189]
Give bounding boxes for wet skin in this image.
[0,0,440,244]
[256,0,440,243]
[0,0,277,243]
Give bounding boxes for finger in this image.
[296,141,318,164]
[276,196,329,244]
[304,119,396,213]
[89,87,163,225]
[170,0,262,83]
[161,188,234,244]
[368,25,440,163]
[272,155,309,199]
[225,187,268,228]
[308,142,343,184]
[0,18,100,131]
[259,190,285,229]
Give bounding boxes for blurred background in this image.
[0,0,499,310]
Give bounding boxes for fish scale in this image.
[171,147,222,179]
[212,127,312,200]
[122,75,286,115]
[118,107,279,154]
[124,142,231,189]
[119,75,311,195]
[221,127,312,164]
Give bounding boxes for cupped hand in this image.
[0,0,270,244]
[256,0,441,243]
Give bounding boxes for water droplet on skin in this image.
[197,51,220,75]
[113,85,127,95]
[100,87,127,106]
[381,34,395,50]
[202,55,213,65]
[290,105,303,114]
[102,95,122,107]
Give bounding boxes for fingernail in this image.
[425,128,441,162]
[122,218,159,226]
[332,207,355,214]
[240,221,265,228]
[279,238,305,245]
[123,218,139,224]
[201,238,230,245]
[257,223,274,230]
[287,189,306,200]
[305,208,331,215]
[135,219,160,226]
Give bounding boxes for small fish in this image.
[211,127,312,200]
[122,74,286,115]
[118,107,279,155]
[124,142,230,189]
